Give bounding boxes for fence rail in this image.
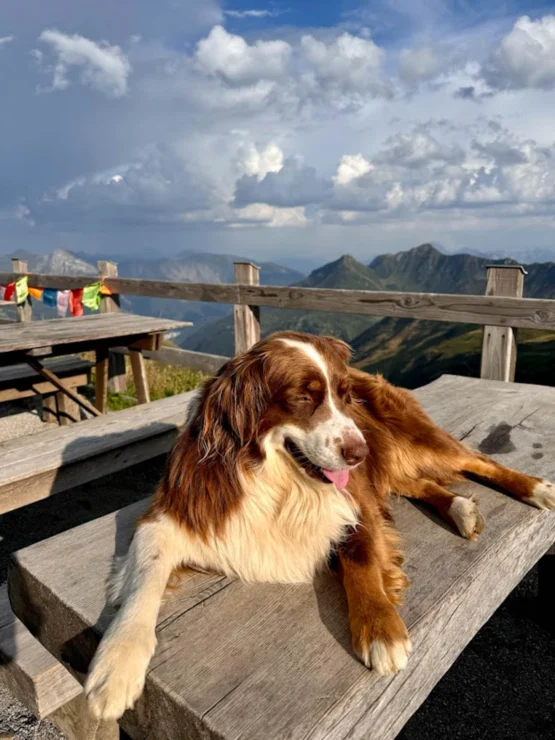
[2,271,555,332]
[1,260,554,383]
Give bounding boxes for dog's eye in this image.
[297,395,312,404]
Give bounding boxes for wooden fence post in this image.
[11,258,32,322]
[480,265,526,382]
[233,262,261,354]
[97,260,127,393]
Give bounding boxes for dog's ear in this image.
[321,335,352,363]
[199,349,270,458]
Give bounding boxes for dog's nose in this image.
[341,435,369,466]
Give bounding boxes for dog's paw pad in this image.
[449,496,485,540]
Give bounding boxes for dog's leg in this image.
[395,478,485,540]
[85,514,187,720]
[339,502,411,675]
[459,453,555,510]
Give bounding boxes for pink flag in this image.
[56,290,69,317]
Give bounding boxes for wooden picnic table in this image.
[7,375,555,740]
[0,313,189,417]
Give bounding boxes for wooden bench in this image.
[0,389,197,515]
[0,356,93,425]
[6,375,555,740]
[0,390,197,738]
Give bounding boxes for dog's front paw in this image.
[527,480,555,510]
[351,605,411,676]
[449,496,485,540]
[85,629,157,720]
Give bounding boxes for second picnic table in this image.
[0,313,190,416]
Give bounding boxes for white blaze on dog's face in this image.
[259,336,368,489]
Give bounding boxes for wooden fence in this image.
[1,258,554,384]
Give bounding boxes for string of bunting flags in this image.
[0,275,113,317]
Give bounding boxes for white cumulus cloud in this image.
[37,29,131,97]
[195,25,291,85]
[300,32,386,96]
[0,35,14,47]
[483,15,555,90]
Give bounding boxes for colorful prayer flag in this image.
[83,281,102,311]
[99,283,113,296]
[15,276,28,304]
[4,282,15,302]
[70,288,84,317]
[57,290,69,317]
[28,287,44,300]
[43,288,57,308]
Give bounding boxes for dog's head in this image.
[198,331,368,488]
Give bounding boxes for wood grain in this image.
[1,273,555,331]
[8,375,555,740]
[0,391,197,514]
[0,357,92,403]
[480,266,524,382]
[25,357,102,419]
[95,348,109,415]
[11,259,32,323]
[0,313,186,355]
[233,262,261,354]
[98,260,126,394]
[129,350,150,404]
[0,585,82,718]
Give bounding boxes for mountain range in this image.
[183,244,555,388]
[2,243,555,389]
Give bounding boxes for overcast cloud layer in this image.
[2,0,555,261]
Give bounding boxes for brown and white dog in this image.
[85,330,555,720]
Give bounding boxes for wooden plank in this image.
[95,348,109,414]
[48,693,120,740]
[129,349,150,404]
[0,391,197,514]
[2,273,555,331]
[98,260,127,394]
[113,347,228,376]
[0,357,93,385]
[57,391,81,425]
[233,262,260,354]
[480,265,525,381]
[0,374,89,403]
[8,376,555,740]
[0,586,82,718]
[42,394,59,424]
[25,357,102,418]
[0,314,186,355]
[11,259,32,323]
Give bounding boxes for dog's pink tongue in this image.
[323,469,350,489]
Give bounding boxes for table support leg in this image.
[49,692,120,740]
[129,349,150,404]
[57,391,81,425]
[42,393,59,424]
[95,348,109,414]
[24,357,101,418]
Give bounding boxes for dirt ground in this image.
[1,416,554,739]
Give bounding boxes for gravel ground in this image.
[0,401,46,443]
[0,427,554,738]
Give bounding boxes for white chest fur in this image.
[186,447,360,584]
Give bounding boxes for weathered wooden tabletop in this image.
[0,314,188,357]
[8,375,555,740]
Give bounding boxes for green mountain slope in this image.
[182,255,378,356]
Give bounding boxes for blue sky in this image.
[2,1,555,262]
